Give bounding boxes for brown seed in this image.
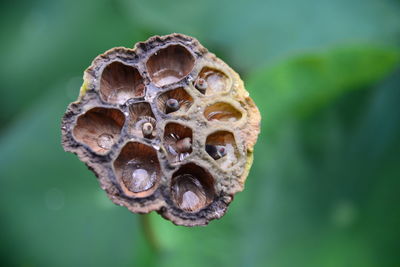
[165,98,180,113]
[195,78,208,94]
[142,122,154,138]
[175,137,192,153]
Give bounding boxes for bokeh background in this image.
[1,0,400,266]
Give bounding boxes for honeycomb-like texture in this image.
[61,34,261,226]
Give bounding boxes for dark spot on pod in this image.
[206,144,226,160]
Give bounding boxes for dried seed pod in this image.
[61,33,261,226]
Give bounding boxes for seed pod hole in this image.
[194,67,229,95]
[157,88,193,114]
[100,61,145,105]
[204,102,242,122]
[113,142,161,198]
[164,122,193,162]
[129,102,157,139]
[72,108,125,154]
[171,163,215,213]
[206,131,239,168]
[146,45,195,87]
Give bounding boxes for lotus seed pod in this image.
[61,33,261,226]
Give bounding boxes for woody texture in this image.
[61,33,261,226]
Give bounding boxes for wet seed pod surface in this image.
[61,33,261,226]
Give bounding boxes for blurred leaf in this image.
[122,0,400,72]
[247,45,400,129]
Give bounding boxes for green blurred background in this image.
[1,0,400,266]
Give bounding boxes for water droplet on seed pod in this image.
[97,133,114,149]
[172,174,207,212]
[122,161,157,193]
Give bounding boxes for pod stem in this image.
[139,214,160,253]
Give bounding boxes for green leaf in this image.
[247,45,400,129]
[121,0,400,71]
